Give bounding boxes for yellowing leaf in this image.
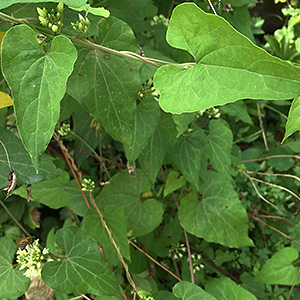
[0,91,13,108]
[0,31,6,51]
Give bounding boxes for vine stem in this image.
[241,154,300,163]
[0,198,31,237]
[89,193,142,299]
[207,0,217,15]
[256,100,269,151]
[0,139,12,171]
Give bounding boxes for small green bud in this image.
[37,7,47,18]
[56,12,61,19]
[48,22,53,29]
[52,24,59,33]
[57,2,64,14]
[38,16,48,26]
[78,13,85,23]
[78,22,84,32]
[85,17,90,27]
[57,20,62,26]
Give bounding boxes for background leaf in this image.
[178,172,253,247]
[255,247,300,285]
[0,0,86,9]
[41,226,122,296]
[1,25,77,169]
[283,96,300,141]
[154,3,300,113]
[96,170,164,236]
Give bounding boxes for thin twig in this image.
[242,154,300,163]
[90,194,142,298]
[245,171,300,183]
[207,0,217,15]
[256,100,269,151]
[249,214,300,246]
[0,139,12,170]
[238,169,279,210]
[129,239,182,282]
[0,198,31,237]
[183,229,195,283]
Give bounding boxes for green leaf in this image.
[173,281,217,300]
[169,127,205,191]
[0,127,59,188]
[139,112,177,183]
[67,17,141,145]
[206,277,258,300]
[124,97,161,162]
[178,172,253,247]
[0,237,30,299]
[255,247,300,285]
[82,205,130,262]
[220,100,253,125]
[96,170,164,236]
[106,0,157,33]
[68,4,110,18]
[283,96,300,141]
[14,171,70,209]
[41,226,122,296]
[172,113,196,137]
[1,25,77,169]
[0,0,86,9]
[205,119,233,175]
[164,170,186,197]
[153,3,300,114]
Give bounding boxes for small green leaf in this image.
[220,100,253,125]
[0,127,59,188]
[164,170,186,197]
[173,281,217,300]
[41,227,122,296]
[97,170,164,236]
[169,127,205,191]
[172,113,196,137]
[206,277,258,300]
[139,112,177,183]
[178,172,253,247]
[283,96,300,141]
[0,237,30,299]
[205,119,233,175]
[1,25,77,169]
[255,247,300,285]
[124,97,161,162]
[154,3,300,114]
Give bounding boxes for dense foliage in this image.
[1,0,300,299]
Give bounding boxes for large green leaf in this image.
[41,226,122,296]
[124,97,161,162]
[67,17,141,145]
[283,96,300,141]
[0,237,30,300]
[0,127,59,188]
[205,119,233,175]
[205,277,257,300]
[96,170,164,236]
[139,112,177,183]
[173,281,217,300]
[0,0,86,9]
[1,25,77,169]
[169,127,205,191]
[178,172,253,247]
[153,3,300,114]
[255,247,300,285]
[82,205,130,262]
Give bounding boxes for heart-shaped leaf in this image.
[178,172,253,247]
[41,226,122,296]
[1,25,77,169]
[0,237,30,299]
[154,3,300,113]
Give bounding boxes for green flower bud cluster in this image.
[138,78,159,101]
[58,123,71,136]
[71,13,90,37]
[150,14,169,27]
[16,239,50,278]
[191,253,205,273]
[169,243,187,260]
[82,178,95,192]
[198,107,221,119]
[37,2,64,33]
